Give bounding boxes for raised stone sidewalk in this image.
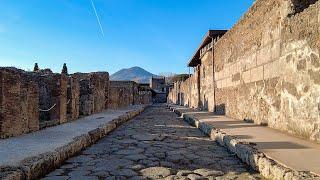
[0,105,146,180]
[168,104,320,180]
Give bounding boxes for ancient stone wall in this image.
[34,73,68,124]
[0,68,114,138]
[169,0,320,142]
[78,78,93,116]
[200,51,215,111]
[21,73,39,132]
[167,82,179,104]
[133,82,139,105]
[75,72,108,116]
[67,75,80,121]
[150,77,166,92]
[180,71,199,108]
[137,91,152,105]
[0,68,39,138]
[91,73,108,113]
[105,73,110,109]
[180,78,190,106]
[169,72,199,108]
[214,0,320,142]
[109,81,136,109]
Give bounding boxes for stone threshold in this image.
[167,104,319,180]
[0,105,148,180]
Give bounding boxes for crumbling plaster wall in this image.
[213,0,320,142]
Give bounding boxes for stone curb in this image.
[167,104,319,180]
[0,106,148,180]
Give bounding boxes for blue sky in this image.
[0,0,254,75]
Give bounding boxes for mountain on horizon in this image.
[110,66,155,83]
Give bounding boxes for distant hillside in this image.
[110,66,155,83]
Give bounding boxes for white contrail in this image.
[90,0,104,37]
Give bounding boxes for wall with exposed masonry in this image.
[32,72,68,125]
[137,91,152,105]
[109,81,137,109]
[67,75,80,121]
[74,72,109,116]
[168,72,200,108]
[169,0,320,142]
[0,68,39,138]
[0,66,150,138]
[214,0,320,142]
[200,51,215,111]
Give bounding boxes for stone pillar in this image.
[90,73,107,113]
[105,73,110,109]
[49,74,67,124]
[67,75,80,121]
[26,81,39,132]
[79,78,93,116]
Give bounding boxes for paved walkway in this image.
[0,105,143,167]
[43,105,263,180]
[170,105,320,175]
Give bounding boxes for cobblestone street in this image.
[43,105,263,180]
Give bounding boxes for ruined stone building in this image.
[168,0,320,143]
[150,76,166,92]
[150,76,167,103]
[108,81,152,109]
[0,66,152,138]
[0,68,39,138]
[73,72,109,116]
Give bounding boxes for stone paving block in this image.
[42,105,262,180]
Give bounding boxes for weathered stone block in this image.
[271,40,281,60]
[251,66,264,82]
[257,45,272,66]
[242,70,251,84]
